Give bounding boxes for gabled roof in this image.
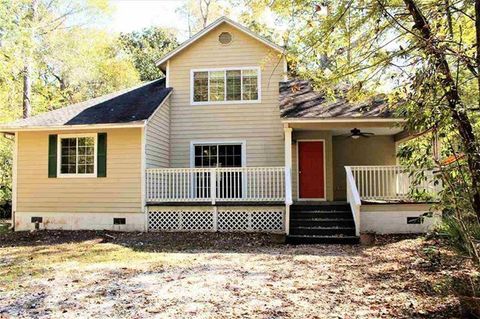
[156,16,285,68]
[279,80,400,119]
[0,78,172,131]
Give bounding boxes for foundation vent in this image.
[407,216,423,224]
[113,218,126,225]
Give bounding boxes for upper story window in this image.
[191,67,260,105]
[58,134,96,177]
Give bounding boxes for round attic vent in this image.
[218,32,232,45]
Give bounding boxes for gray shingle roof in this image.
[279,80,397,119]
[1,78,172,129]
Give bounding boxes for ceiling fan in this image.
[345,128,375,139]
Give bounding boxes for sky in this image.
[108,1,188,35]
[106,0,277,41]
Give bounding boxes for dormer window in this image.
[191,67,260,105]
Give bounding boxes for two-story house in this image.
[0,17,441,243]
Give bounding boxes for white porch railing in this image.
[345,165,440,236]
[146,167,286,203]
[345,167,361,236]
[348,165,440,201]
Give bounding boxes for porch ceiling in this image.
[286,120,405,135]
[330,127,403,136]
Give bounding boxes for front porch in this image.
[145,167,288,232]
[284,120,441,240]
[144,165,440,236]
[144,119,440,236]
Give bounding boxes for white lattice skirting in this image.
[147,206,285,233]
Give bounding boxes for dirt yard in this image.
[0,231,476,318]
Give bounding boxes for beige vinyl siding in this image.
[16,128,142,214]
[291,131,334,201]
[145,97,170,168]
[168,22,285,168]
[332,135,396,200]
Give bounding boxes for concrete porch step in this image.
[291,204,351,212]
[289,226,356,236]
[290,218,355,227]
[290,211,353,219]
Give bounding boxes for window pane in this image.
[233,145,241,156]
[193,72,208,102]
[209,71,225,101]
[242,69,258,101]
[194,145,220,168]
[61,164,76,174]
[61,138,77,174]
[218,145,242,168]
[60,136,95,175]
[78,137,94,175]
[86,165,94,174]
[195,146,202,156]
[226,70,241,101]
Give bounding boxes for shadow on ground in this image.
[0,230,370,256]
[0,230,474,318]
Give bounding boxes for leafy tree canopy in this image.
[241,0,480,262]
[119,27,178,82]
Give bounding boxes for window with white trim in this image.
[192,68,260,103]
[194,144,242,168]
[192,143,244,198]
[59,135,96,176]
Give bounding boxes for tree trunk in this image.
[476,0,480,107]
[22,62,32,119]
[199,0,210,28]
[403,0,480,222]
[22,0,38,119]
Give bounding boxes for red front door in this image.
[298,141,325,199]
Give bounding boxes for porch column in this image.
[284,126,293,235]
[284,126,293,171]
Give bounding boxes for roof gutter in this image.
[282,118,407,124]
[0,121,147,133]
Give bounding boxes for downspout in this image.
[140,124,147,232]
[7,132,18,230]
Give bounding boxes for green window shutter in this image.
[97,133,107,177]
[48,134,57,178]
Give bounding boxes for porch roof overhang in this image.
[282,118,410,141]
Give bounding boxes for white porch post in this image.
[210,168,217,205]
[284,125,293,235]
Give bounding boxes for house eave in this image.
[0,121,147,133]
[282,118,406,124]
